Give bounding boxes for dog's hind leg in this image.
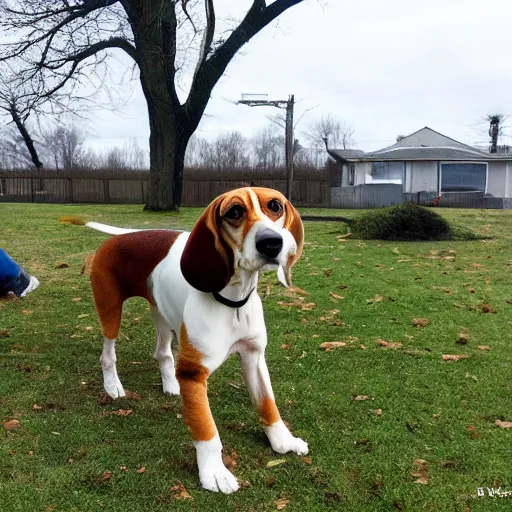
[151,307,180,395]
[91,273,126,399]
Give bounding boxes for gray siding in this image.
[410,161,438,193]
[487,162,507,197]
[331,184,404,208]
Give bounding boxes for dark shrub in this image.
[351,202,478,241]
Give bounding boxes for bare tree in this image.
[0,0,306,210]
[0,66,45,168]
[252,124,284,170]
[197,131,250,170]
[304,114,355,150]
[0,124,36,168]
[39,123,86,170]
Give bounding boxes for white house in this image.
[327,127,512,208]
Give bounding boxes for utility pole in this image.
[238,94,295,201]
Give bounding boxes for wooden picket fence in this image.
[0,167,330,207]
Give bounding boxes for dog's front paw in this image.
[199,464,239,494]
[104,377,126,399]
[265,420,309,455]
[162,378,181,396]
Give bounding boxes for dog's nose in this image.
[255,228,283,260]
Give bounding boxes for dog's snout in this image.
[255,228,283,260]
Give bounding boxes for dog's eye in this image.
[267,199,283,213]
[224,205,245,221]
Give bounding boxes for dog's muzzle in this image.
[255,228,283,260]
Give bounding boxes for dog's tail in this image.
[60,216,142,235]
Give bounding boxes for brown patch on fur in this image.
[176,324,217,441]
[90,230,180,339]
[258,396,281,426]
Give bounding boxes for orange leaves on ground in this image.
[98,471,112,483]
[124,390,142,401]
[275,498,290,510]
[3,419,21,430]
[353,395,372,402]
[136,466,147,474]
[303,457,312,465]
[366,295,384,305]
[222,450,239,471]
[320,342,346,352]
[495,420,512,429]
[481,303,496,314]
[466,425,480,439]
[319,309,339,321]
[169,482,193,500]
[442,354,470,361]
[411,459,429,484]
[375,339,402,349]
[412,318,429,328]
[278,300,315,311]
[101,409,133,418]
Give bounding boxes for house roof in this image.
[328,126,512,163]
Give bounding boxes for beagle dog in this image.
[63,187,307,493]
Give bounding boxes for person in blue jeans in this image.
[0,249,39,298]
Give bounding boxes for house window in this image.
[348,163,355,186]
[441,163,486,193]
[369,161,404,184]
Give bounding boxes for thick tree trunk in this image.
[144,104,190,211]
[10,108,43,169]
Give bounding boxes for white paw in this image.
[271,435,309,456]
[265,420,308,455]
[199,463,239,494]
[104,376,126,399]
[162,378,181,396]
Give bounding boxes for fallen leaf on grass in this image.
[3,419,21,430]
[266,459,286,468]
[375,339,402,349]
[412,318,428,328]
[71,297,82,302]
[0,329,10,337]
[119,465,129,472]
[369,409,383,416]
[55,262,69,269]
[124,390,142,401]
[222,452,239,471]
[465,372,478,381]
[353,395,372,401]
[366,295,384,304]
[481,303,496,314]
[477,345,492,351]
[319,309,339,321]
[275,498,290,510]
[45,505,56,512]
[136,467,147,474]
[169,482,192,500]
[329,292,344,300]
[98,471,112,483]
[442,354,470,361]
[320,342,346,351]
[411,459,428,484]
[467,425,480,439]
[303,457,312,465]
[21,309,33,315]
[280,344,290,350]
[495,420,512,429]
[103,409,133,417]
[278,301,316,311]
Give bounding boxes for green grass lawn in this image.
[1,202,512,512]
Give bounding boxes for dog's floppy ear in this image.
[277,200,304,288]
[284,200,304,268]
[180,197,234,293]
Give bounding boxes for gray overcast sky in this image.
[86,0,512,154]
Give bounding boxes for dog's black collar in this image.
[212,288,255,308]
